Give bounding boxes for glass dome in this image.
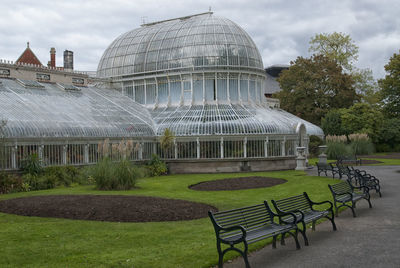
[97,12,264,78]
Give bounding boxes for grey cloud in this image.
[0,0,398,78]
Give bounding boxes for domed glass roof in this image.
[97,12,264,78]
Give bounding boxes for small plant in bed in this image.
[89,157,142,190]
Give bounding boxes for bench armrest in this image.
[276,210,303,224]
[352,184,370,193]
[309,200,333,211]
[217,225,247,244]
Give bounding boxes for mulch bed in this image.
[359,159,383,164]
[189,176,287,191]
[0,195,216,222]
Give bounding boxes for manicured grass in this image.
[359,158,400,166]
[0,171,340,268]
[309,154,400,166]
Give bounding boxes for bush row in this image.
[1,154,168,194]
[325,134,374,160]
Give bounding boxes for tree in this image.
[377,117,400,151]
[321,109,346,136]
[379,51,400,118]
[160,128,175,153]
[352,68,381,105]
[309,32,379,104]
[340,103,384,142]
[309,32,358,72]
[275,55,357,125]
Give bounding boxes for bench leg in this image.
[280,233,285,245]
[217,243,223,268]
[327,213,337,231]
[366,196,372,208]
[272,235,277,249]
[287,230,301,250]
[350,202,357,217]
[219,245,251,268]
[334,201,339,217]
[300,222,309,246]
[312,221,316,231]
[243,244,251,268]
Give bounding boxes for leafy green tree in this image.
[377,117,400,150]
[321,109,346,136]
[275,55,357,125]
[352,68,381,105]
[309,32,358,72]
[379,51,400,117]
[310,32,380,105]
[340,103,383,142]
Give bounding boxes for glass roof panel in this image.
[97,13,264,77]
[0,79,155,139]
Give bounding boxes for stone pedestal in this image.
[318,145,328,164]
[295,147,307,171]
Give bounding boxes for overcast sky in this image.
[0,0,399,78]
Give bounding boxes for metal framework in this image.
[0,13,324,171]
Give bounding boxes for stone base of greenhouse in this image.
[0,135,302,173]
[166,157,295,174]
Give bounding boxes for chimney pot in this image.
[49,47,56,68]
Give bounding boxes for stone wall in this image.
[166,157,296,174]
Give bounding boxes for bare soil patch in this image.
[0,195,216,222]
[189,176,287,191]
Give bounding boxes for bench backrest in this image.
[329,181,352,195]
[337,165,350,174]
[209,202,274,235]
[271,193,312,213]
[317,162,332,169]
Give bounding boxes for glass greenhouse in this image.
[0,12,323,172]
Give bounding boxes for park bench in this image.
[316,162,339,178]
[271,192,336,246]
[208,201,301,268]
[328,180,372,217]
[336,165,355,181]
[353,169,382,197]
[337,155,361,166]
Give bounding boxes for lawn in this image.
[308,153,400,166]
[0,171,340,268]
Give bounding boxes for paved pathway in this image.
[224,165,400,268]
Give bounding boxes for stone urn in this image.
[295,147,307,171]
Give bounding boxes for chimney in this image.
[49,47,56,68]
[63,50,73,71]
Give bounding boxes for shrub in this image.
[349,133,374,155]
[308,135,324,157]
[0,172,24,194]
[43,166,80,187]
[22,173,57,191]
[21,153,43,175]
[146,154,167,177]
[90,158,139,190]
[326,141,353,160]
